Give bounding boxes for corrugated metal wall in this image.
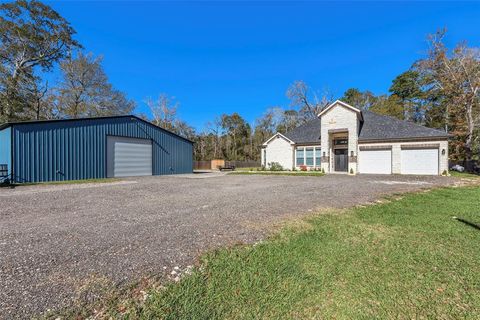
[11,116,193,183]
[0,127,12,178]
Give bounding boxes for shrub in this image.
[268,162,284,171]
[300,165,308,171]
[350,168,354,174]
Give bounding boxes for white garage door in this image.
[107,136,153,178]
[401,148,438,175]
[359,149,392,174]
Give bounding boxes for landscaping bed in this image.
[229,170,325,177]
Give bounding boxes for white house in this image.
[261,100,449,175]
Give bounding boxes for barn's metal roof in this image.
[0,115,194,143]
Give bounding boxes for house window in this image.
[306,148,314,166]
[296,147,321,167]
[296,148,304,166]
[334,138,348,146]
[315,148,321,166]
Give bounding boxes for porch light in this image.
[442,149,446,155]
[350,151,354,157]
[323,152,326,157]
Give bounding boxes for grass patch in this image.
[5,178,120,187]
[450,170,480,179]
[230,171,325,177]
[57,186,480,319]
[234,167,262,171]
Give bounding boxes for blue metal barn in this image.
[0,115,193,183]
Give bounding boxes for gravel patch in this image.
[0,173,456,319]
[0,180,137,196]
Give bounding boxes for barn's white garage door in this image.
[401,148,438,175]
[358,149,392,174]
[107,136,153,178]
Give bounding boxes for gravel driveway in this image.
[0,173,456,318]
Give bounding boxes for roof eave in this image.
[263,132,295,146]
[294,141,322,146]
[358,136,450,143]
[318,100,361,117]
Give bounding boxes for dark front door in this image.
[334,149,348,172]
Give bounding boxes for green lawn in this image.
[230,170,325,177]
[449,170,480,179]
[234,167,262,171]
[60,186,480,319]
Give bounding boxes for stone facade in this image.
[320,102,360,173]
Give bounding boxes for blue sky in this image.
[47,1,480,131]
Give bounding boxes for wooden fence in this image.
[194,160,261,170]
[194,160,212,170]
[211,159,225,170]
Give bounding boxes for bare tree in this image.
[257,107,284,132]
[26,79,56,120]
[205,116,223,159]
[173,119,195,140]
[194,131,208,160]
[145,93,179,132]
[286,80,332,121]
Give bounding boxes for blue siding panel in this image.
[11,117,193,183]
[0,127,12,179]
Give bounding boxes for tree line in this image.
[193,29,480,168]
[0,1,135,122]
[1,1,479,168]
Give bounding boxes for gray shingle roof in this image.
[359,111,449,141]
[284,118,321,144]
[281,110,449,144]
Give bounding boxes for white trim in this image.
[318,100,361,117]
[314,146,322,167]
[295,147,304,166]
[263,132,295,146]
